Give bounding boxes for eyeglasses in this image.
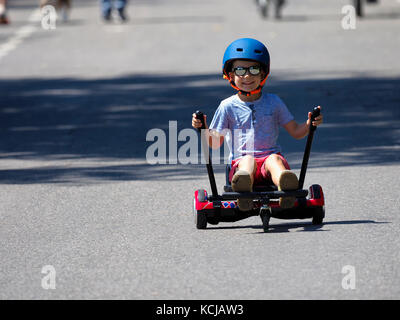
[232,66,261,77]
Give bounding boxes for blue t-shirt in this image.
[209,93,294,162]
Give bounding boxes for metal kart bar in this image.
[195,111,219,198]
[298,106,320,190]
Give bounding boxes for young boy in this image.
[191,38,323,211]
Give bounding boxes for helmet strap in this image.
[224,74,269,97]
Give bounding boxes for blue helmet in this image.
[222,38,270,77]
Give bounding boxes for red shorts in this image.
[229,153,291,186]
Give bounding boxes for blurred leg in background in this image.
[257,0,286,19]
[57,0,72,22]
[0,0,9,25]
[354,0,380,17]
[274,0,285,19]
[101,0,128,22]
[115,0,127,22]
[101,0,112,21]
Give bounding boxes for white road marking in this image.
[0,9,41,62]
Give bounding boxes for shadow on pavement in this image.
[0,72,399,184]
[206,219,390,233]
[266,219,390,233]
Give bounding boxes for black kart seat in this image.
[223,184,277,193]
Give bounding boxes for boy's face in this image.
[229,60,265,93]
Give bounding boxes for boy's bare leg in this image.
[236,155,257,184]
[263,154,287,186]
[231,155,256,211]
[264,154,298,208]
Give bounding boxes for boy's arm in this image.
[192,113,225,149]
[283,106,323,139]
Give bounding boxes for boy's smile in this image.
[229,60,265,101]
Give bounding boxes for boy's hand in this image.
[307,106,323,127]
[192,113,208,130]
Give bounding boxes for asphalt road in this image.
[0,0,399,299]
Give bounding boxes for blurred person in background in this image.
[354,0,379,17]
[257,0,286,19]
[101,0,128,22]
[40,0,72,22]
[0,0,9,24]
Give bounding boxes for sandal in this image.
[231,170,254,211]
[278,170,298,209]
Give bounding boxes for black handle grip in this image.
[195,110,206,132]
[311,106,320,121]
[310,106,320,132]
